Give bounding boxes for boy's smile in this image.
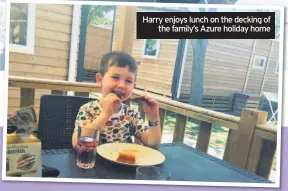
[96,65,136,102]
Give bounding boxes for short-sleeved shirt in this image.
[74,100,149,144]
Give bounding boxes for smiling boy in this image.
[72,51,161,150]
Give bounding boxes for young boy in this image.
[72,51,161,150]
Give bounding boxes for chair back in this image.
[37,95,96,150]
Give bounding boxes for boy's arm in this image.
[131,111,161,150]
[72,94,121,149]
[132,94,162,149]
[72,106,110,149]
[140,122,161,150]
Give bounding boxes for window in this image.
[275,61,279,74]
[9,3,35,54]
[252,55,266,69]
[142,39,160,59]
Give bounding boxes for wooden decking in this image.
[8,75,278,180]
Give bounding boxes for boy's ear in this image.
[133,83,136,88]
[95,73,103,86]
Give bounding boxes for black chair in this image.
[37,95,96,150]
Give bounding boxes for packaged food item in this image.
[6,106,42,177]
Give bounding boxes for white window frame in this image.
[142,39,160,59]
[9,4,35,55]
[275,61,279,74]
[252,55,266,69]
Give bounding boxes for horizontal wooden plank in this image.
[9,53,68,68]
[137,73,173,82]
[86,31,112,39]
[9,71,67,81]
[8,98,20,107]
[203,81,244,88]
[255,129,277,142]
[205,51,250,63]
[9,76,101,92]
[256,124,277,134]
[9,62,68,76]
[203,100,232,104]
[204,61,249,70]
[138,68,173,76]
[138,62,176,70]
[208,40,252,53]
[36,4,73,16]
[137,76,172,85]
[36,9,72,25]
[211,39,254,48]
[137,60,176,67]
[203,95,233,99]
[33,46,70,59]
[253,49,270,57]
[35,28,71,42]
[206,48,250,61]
[159,102,238,129]
[36,18,72,34]
[207,45,251,59]
[34,37,70,51]
[202,103,232,108]
[85,48,110,56]
[255,39,272,51]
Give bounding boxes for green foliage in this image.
[88,5,115,26]
[10,3,27,20]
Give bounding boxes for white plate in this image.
[97,143,165,166]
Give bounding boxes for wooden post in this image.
[245,131,263,173]
[173,114,187,143]
[223,129,238,162]
[115,6,136,54]
[196,121,213,153]
[20,88,35,108]
[227,108,268,169]
[256,140,276,178]
[246,129,277,179]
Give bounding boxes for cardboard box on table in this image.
[6,106,42,177]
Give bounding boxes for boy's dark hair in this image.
[99,51,138,78]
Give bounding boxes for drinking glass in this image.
[76,127,99,169]
[136,166,171,180]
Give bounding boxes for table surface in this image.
[42,143,272,183]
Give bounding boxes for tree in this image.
[87,5,115,26]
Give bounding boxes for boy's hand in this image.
[99,93,122,117]
[8,113,15,118]
[136,94,160,122]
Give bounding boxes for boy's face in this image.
[96,65,136,101]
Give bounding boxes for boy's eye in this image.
[126,80,133,83]
[112,76,119,79]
